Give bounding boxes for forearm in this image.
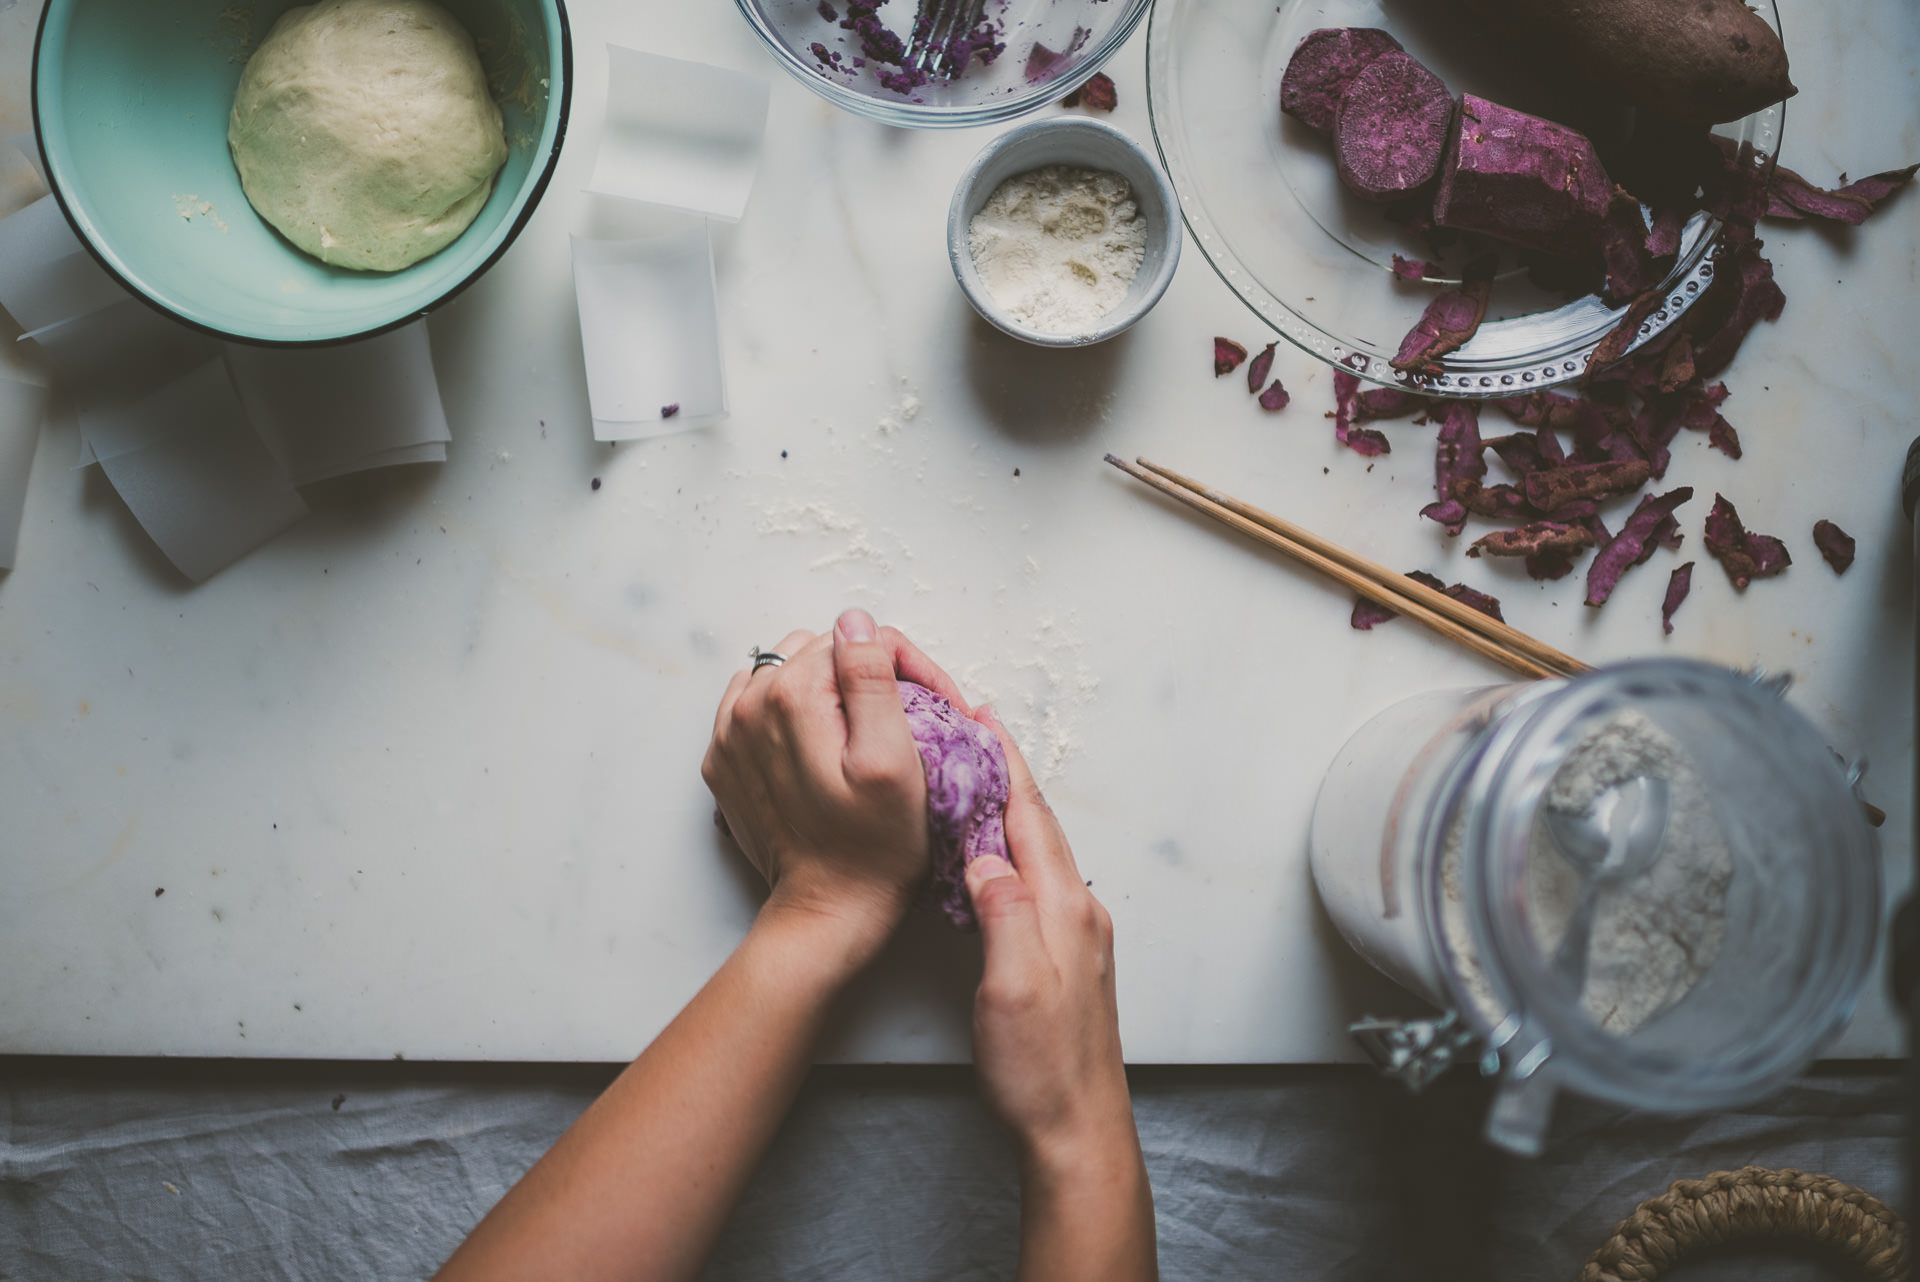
[1015,1110,1158,1282]
[437,906,875,1282]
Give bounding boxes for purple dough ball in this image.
[900,680,1011,930]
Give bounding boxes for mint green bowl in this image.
[33,0,571,346]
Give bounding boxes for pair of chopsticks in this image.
[1105,455,1591,680]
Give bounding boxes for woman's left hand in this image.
[701,608,971,961]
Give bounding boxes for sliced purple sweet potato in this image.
[1280,27,1404,134]
[1656,335,1696,394]
[1703,492,1790,588]
[1585,486,1693,606]
[1214,338,1247,376]
[1766,162,1918,225]
[1662,562,1694,634]
[1333,52,1455,203]
[1391,257,1494,375]
[1812,519,1855,574]
[1523,458,1652,511]
[1392,254,1431,281]
[1434,96,1612,258]
[1258,380,1291,411]
[1247,342,1276,395]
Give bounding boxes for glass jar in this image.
[1309,659,1881,1155]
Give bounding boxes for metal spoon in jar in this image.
[1544,776,1671,995]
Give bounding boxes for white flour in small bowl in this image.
[966,165,1146,334]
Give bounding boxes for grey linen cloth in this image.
[0,1060,1903,1281]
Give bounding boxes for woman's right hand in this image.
[965,712,1155,1282]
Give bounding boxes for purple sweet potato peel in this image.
[1662,562,1694,634]
[1585,487,1693,606]
[1703,493,1790,589]
[901,681,1010,931]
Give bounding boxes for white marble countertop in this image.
[0,0,1914,1064]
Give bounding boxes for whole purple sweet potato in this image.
[1280,27,1403,135]
[900,681,1010,931]
[1333,52,1454,203]
[1463,0,1793,124]
[1434,95,1611,258]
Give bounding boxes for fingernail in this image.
[974,703,998,727]
[837,608,877,642]
[966,853,1013,882]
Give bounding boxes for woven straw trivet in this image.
[1579,1166,1907,1282]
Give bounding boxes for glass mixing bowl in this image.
[1146,0,1785,396]
[735,0,1150,128]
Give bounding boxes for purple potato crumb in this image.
[590,477,601,491]
[1258,379,1291,412]
[661,403,679,419]
[1662,562,1694,633]
[818,1,837,20]
[1812,519,1855,574]
[1246,342,1276,395]
[901,681,1010,931]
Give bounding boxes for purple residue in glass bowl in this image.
[814,0,1006,95]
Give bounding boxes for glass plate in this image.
[1145,0,1784,396]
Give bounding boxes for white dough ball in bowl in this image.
[228,0,509,272]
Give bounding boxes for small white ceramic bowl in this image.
[948,117,1181,347]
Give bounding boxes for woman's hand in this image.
[965,710,1157,1282]
[701,608,970,965]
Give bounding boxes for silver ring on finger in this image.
[749,646,788,674]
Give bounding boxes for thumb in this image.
[833,608,913,777]
[966,854,1047,982]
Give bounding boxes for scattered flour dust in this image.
[959,613,1100,784]
[1440,709,1732,1037]
[967,165,1146,335]
[754,499,897,573]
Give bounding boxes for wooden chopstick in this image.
[1105,454,1590,680]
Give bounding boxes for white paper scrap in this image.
[0,375,48,570]
[224,321,452,486]
[0,195,129,333]
[586,47,771,223]
[8,133,44,183]
[572,227,727,440]
[25,297,220,417]
[94,359,308,582]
